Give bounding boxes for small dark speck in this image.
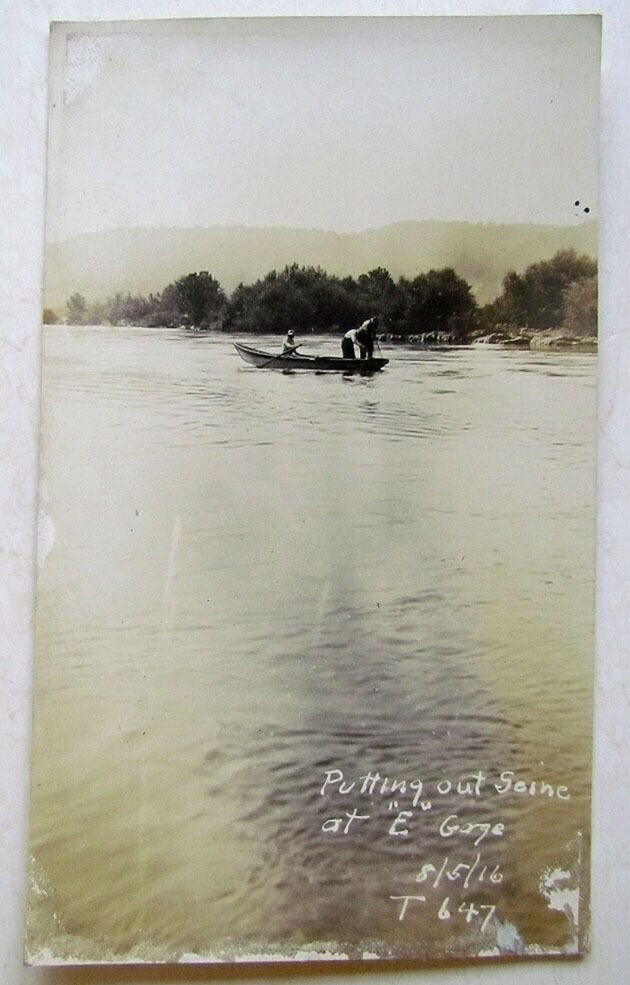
[135,509,139,516]
[584,207,590,214]
[575,200,580,207]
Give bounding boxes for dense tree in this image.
[62,280,225,330]
[562,275,598,336]
[66,293,88,325]
[355,267,400,328]
[488,249,597,331]
[170,271,226,328]
[106,292,158,325]
[145,285,185,327]
[396,268,478,340]
[61,251,596,341]
[59,264,480,337]
[86,300,110,325]
[222,263,481,337]
[224,265,365,334]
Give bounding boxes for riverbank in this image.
[378,328,597,350]
[46,322,599,352]
[474,328,597,350]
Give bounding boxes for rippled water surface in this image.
[29,327,596,961]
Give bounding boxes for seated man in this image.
[342,317,377,359]
[282,329,297,353]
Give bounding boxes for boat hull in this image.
[234,342,388,373]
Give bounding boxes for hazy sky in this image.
[47,16,601,241]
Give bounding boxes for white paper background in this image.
[1,2,628,983]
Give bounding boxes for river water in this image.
[28,327,596,962]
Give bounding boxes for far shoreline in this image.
[45,323,598,352]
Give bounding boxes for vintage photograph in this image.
[28,15,599,964]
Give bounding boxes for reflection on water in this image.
[29,327,595,960]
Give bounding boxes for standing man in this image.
[341,317,378,360]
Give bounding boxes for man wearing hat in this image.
[282,328,297,354]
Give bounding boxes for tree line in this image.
[43,248,597,341]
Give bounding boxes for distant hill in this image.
[44,220,598,313]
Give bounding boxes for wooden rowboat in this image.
[234,341,388,374]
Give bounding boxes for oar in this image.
[259,341,303,368]
[279,342,303,357]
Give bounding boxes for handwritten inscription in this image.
[320,768,570,804]
[318,766,574,940]
[416,854,503,889]
[389,894,496,931]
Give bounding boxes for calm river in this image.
[29,327,596,962]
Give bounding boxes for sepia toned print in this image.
[28,16,599,964]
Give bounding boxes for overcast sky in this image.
[47,16,601,241]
